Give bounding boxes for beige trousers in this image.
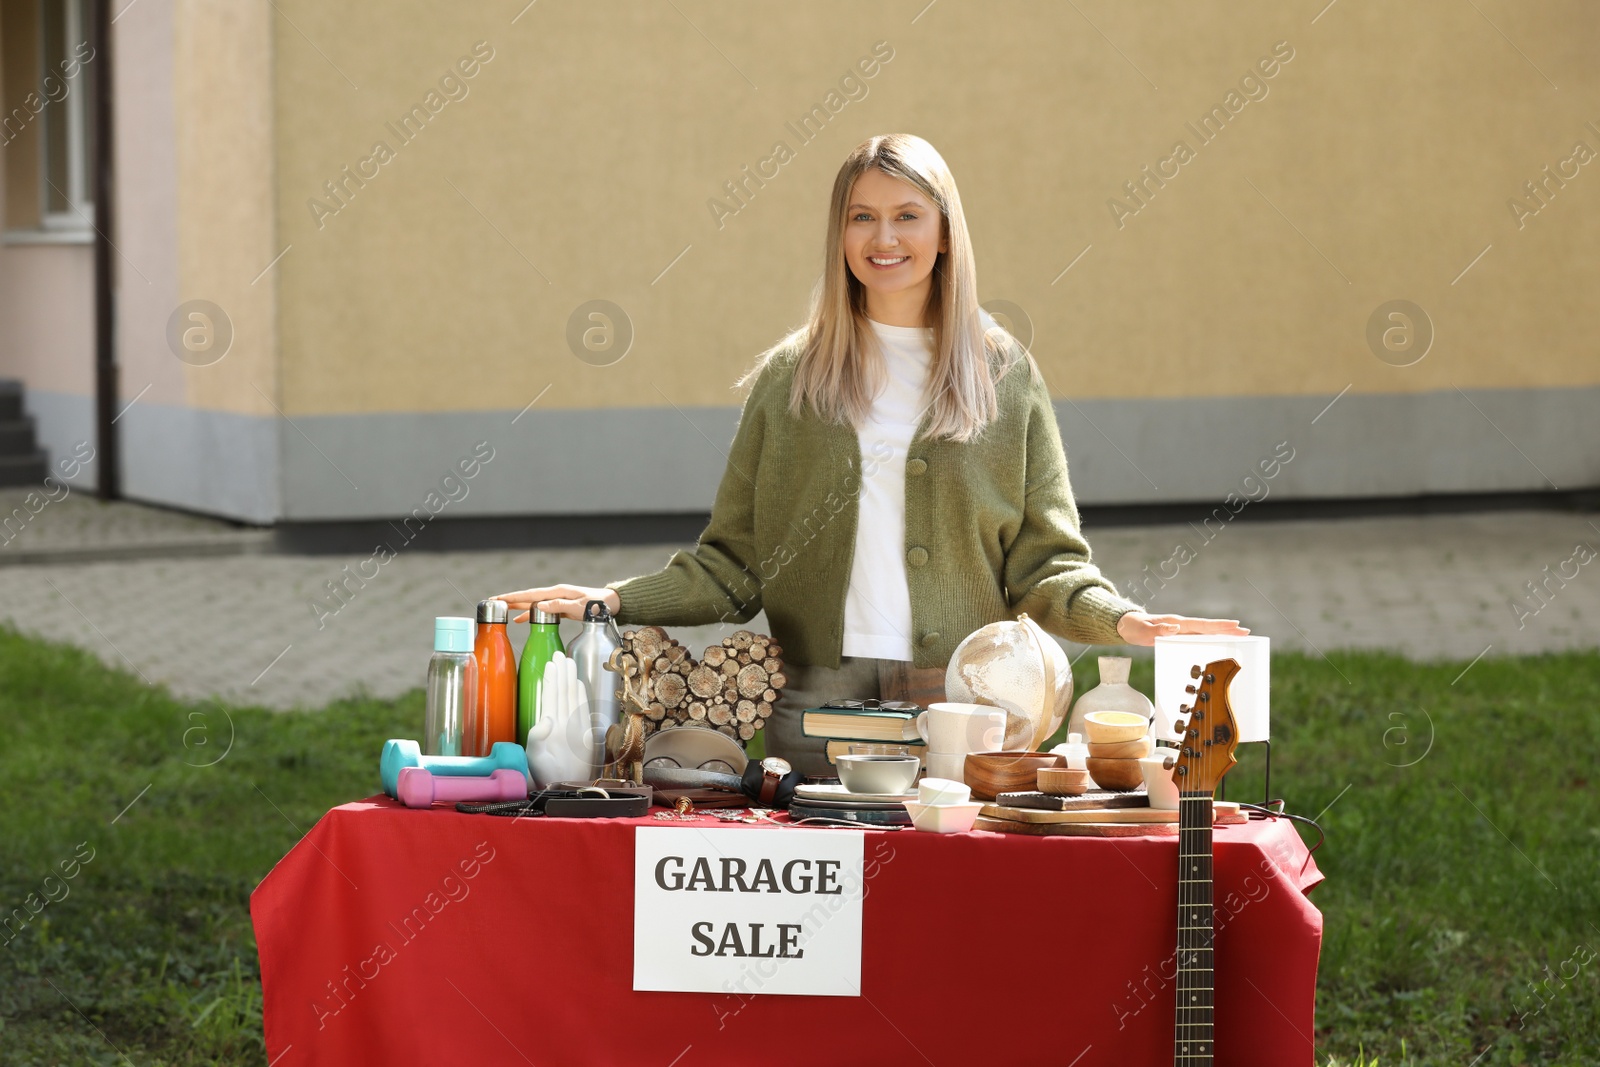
[765,657,947,778]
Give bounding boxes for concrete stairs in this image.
[0,381,49,487]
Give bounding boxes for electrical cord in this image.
[1237,800,1325,877]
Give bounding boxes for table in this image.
[252,797,1323,1066]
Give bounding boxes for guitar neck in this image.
[1175,790,1215,1065]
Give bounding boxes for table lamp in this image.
[1153,634,1270,744]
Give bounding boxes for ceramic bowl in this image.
[1037,766,1091,796]
[1083,710,1149,745]
[1087,735,1154,759]
[1085,756,1145,791]
[902,800,985,834]
[836,754,921,796]
[963,751,1064,801]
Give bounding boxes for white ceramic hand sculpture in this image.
[525,651,595,788]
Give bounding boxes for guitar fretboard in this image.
[1175,790,1214,1064]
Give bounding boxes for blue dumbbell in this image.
[380,739,529,799]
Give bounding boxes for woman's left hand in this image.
[1115,611,1249,646]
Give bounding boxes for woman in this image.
[495,133,1246,776]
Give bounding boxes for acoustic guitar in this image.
[1170,657,1242,1066]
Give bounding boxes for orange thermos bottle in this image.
[469,598,518,755]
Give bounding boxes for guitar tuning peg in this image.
[1189,664,1203,679]
[1184,684,1197,694]
[1172,720,1186,736]
[1177,703,1189,715]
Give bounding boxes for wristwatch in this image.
[756,757,791,806]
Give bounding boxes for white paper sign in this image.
[633,826,865,996]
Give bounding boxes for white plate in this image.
[642,724,748,775]
[794,782,919,805]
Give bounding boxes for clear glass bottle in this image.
[517,607,565,749]
[424,616,478,756]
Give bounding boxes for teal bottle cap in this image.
[434,616,476,653]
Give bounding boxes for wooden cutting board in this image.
[975,815,1179,837]
[994,789,1149,812]
[978,801,1244,825]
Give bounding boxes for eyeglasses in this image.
[643,756,740,775]
[821,699,921,711]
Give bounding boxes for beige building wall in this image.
[112,0,281,519]
[5,1,1597,522]
[257,0,1598,520]
[271,0,1599,420]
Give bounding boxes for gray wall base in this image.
[119,401,280,523]
[29,386,1600,525]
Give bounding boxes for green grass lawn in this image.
[0,623,1595,1065]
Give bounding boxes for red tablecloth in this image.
[251,798,1322,1066]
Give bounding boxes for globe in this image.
[944,614,1074,751]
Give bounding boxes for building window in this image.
[38,0,95,230]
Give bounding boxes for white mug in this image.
[918,777,972,806]
[1139,747,1181,810]
[924,752,969,783]
[917,702,1008,754]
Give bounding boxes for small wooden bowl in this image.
[1083,711,1149,744]
[963,751,1064,801]
[1086,756,1145,791]
[1088,736,1154,759]
[1037,767,1091,796]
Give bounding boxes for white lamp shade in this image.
[1153,635,1270,744]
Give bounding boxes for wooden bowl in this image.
[1088,736,1154,759]
[1086,756,1145,791]
[1083,711,1149,744]
[963,751,1064,801]
[1037,767,1091,796]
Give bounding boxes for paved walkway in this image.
[0,488,1594,710]
[0,487,272,564]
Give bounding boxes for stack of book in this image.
[800,704,926,766]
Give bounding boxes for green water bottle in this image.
[517,607,565,747]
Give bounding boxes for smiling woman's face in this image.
[842,168,946,326]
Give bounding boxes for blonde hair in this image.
[740,133,1037,442]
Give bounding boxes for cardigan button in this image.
[920,632,941,647]
[906,458,927,476]
[906,546,929,567]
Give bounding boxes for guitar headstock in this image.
[1171,657,1242,795]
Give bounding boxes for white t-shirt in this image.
[841,318,933,661]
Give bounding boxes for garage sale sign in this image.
[633,827,865,996]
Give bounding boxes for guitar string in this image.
[1176,660,1223,1057]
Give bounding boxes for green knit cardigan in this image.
[607,336,1145,668]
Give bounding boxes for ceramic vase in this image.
[1066,657,1155,741]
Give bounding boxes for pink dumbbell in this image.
[396,767,527,809]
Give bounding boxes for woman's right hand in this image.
[490,584,621,623]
